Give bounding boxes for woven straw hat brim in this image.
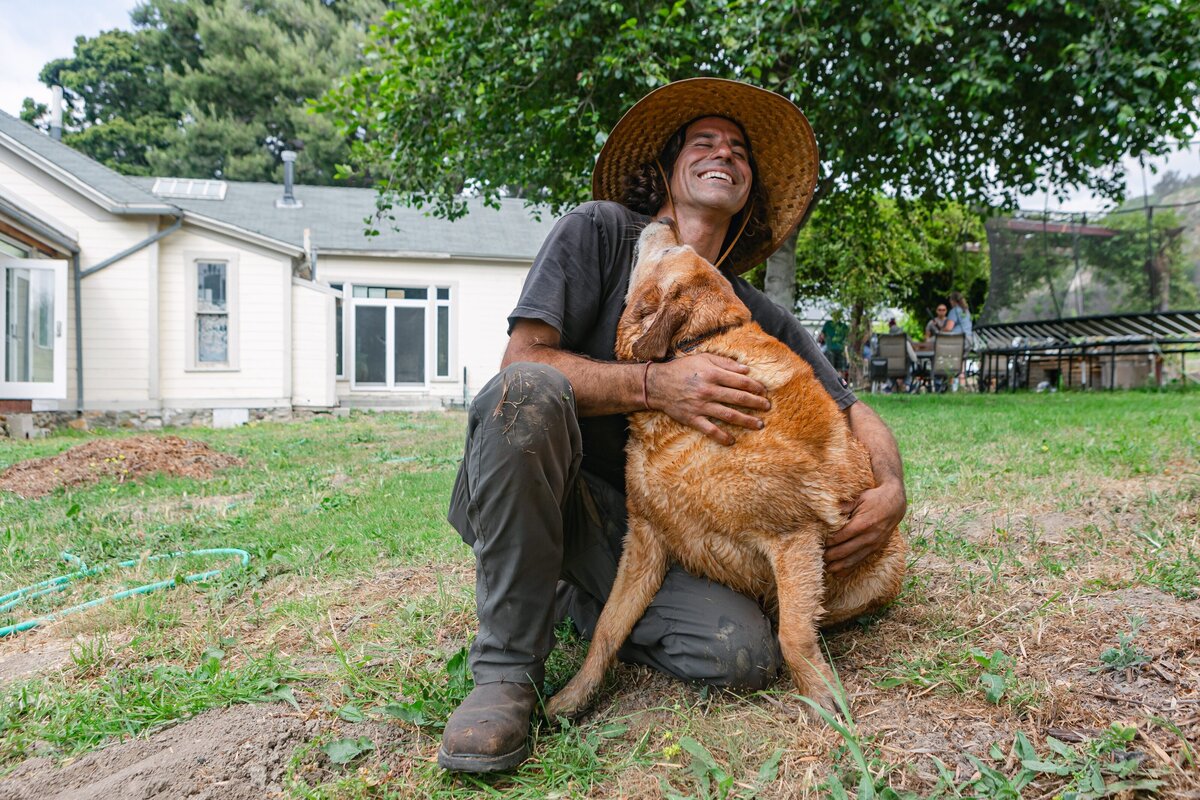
[592,78,819,273]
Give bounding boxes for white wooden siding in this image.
[291,280,336,406]
[157,227,291,406]
[0,151,155,409]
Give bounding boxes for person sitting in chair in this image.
[924,304,949,345]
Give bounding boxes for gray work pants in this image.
[447,363,781,688]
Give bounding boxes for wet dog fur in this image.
[545,219,907,720]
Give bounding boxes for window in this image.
[196,262,228,363]
[330,283,344,378]
[1,258,67,399]
[186,254,238,370]
[347,283,453,388]
[436,287,451,378]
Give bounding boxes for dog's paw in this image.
[797,686,843,724]
[544,683,591,722]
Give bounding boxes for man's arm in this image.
[504,319,770,445]
[825,400,907,574]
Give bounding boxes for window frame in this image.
[343,281,456,390]
[330,282,345,379]
[184,252,240,372]
[0,258,68,399]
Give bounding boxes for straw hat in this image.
[592,77,819,273]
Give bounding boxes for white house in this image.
[0,110,557,435]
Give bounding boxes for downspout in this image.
[73,253,82,412]
[74,215,182,413]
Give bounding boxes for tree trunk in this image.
[849,302,869,388]
[763,229,799,312]
[1149,228,1182,312]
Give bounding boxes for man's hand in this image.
[647,353,770,445]
[825,477,906,575]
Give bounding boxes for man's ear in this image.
[632,299,687,362]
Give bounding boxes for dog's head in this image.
[617,218,751,362]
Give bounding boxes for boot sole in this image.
[437,741,530,773]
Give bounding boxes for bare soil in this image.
[0,436,242,498]
[0,703,306,800]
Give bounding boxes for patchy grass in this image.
[0,392,1197,798]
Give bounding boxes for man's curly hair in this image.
[620,115,772,270]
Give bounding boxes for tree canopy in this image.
[325,0,1200,220]
[23,0,386,183]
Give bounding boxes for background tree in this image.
[22,29,174,175]
[1086,209,1196,312]
[323,0,1200,312]
[767,196,986,380]
[23,0,386,184]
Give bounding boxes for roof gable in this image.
[0,110,175,215]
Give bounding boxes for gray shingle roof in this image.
[129,178,558,260]
[0,109,558,259]
[0,110,174,214]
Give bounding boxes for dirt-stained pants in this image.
[447,362,781,688]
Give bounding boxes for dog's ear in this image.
[632,297,688,362]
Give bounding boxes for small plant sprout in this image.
[1097,616,1149,673]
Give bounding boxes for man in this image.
[438,79,907,773]
[925,303,949,342]
[820,312,850,375]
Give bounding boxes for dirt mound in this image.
[0,702,304,800]
[0,435,242,498]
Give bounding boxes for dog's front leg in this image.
[545,514,669,719]
[767,531,839,719]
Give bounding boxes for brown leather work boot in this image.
[437,682,539,772]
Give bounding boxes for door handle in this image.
[57,321,63,337]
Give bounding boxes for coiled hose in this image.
[0,548,250,637]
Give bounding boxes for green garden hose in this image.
[0,548,250,637]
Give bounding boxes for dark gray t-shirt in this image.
[508,200,856,489]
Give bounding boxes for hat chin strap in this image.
[654,159,753,271]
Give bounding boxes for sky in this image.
[0,0,141,117]
[2,0,1198,212]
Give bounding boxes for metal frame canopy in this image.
[976,310,1200,349]
[975,310,1200,391]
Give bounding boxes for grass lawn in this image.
[0,390,1197,798]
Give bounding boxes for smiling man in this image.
[438,79,907,773]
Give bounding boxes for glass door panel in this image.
[393,307,425,384]
[1,259,66,399]
[354,305,387,384]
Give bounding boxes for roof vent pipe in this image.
[276,150,302,208]
[50,86,64,141]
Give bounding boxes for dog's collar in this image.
[672,323,742,358]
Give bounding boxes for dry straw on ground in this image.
[0,435,242,498]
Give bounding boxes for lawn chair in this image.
[924,332,966,392]
[872,333,912,393]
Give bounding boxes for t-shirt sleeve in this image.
[730,277,858,410]
[507,208,607,349]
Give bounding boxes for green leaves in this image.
[192,647,224,682]
[970,648,1016,705]
[322,0,1200,236]
[321,736,374,765]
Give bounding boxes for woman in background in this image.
[945,291,974,347]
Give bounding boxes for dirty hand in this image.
[646,353,769,446]
[825,478,906,575]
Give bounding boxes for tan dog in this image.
[545,219,907,719]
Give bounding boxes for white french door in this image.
[1,259,67,399]
[349,289,426,390]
